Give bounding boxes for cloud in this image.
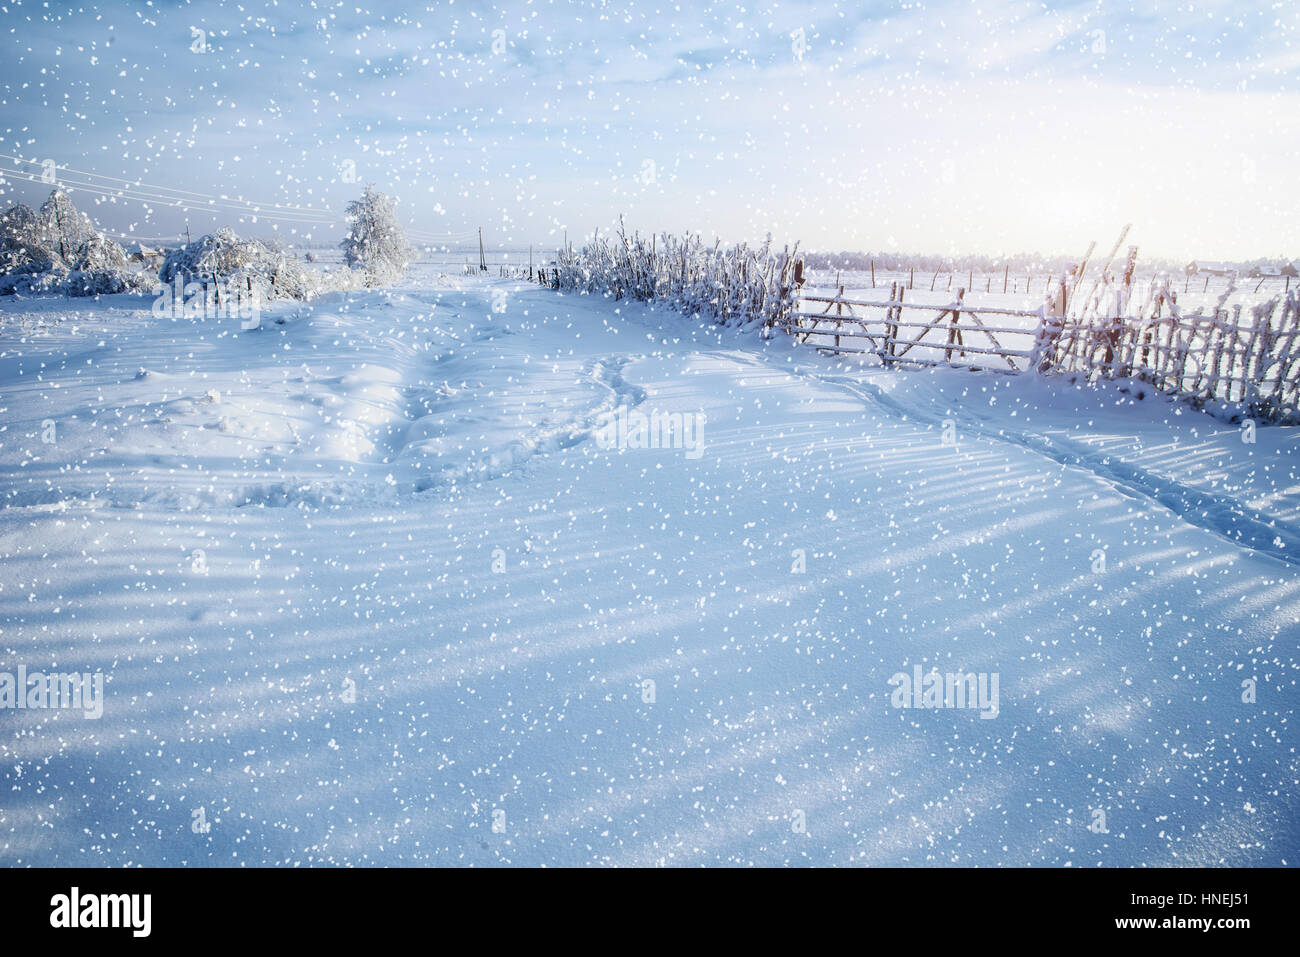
[0,0,1296,257]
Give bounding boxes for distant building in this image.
[1189,260,1236,276]
[127,243,164,267]
[1245,264,1286,278]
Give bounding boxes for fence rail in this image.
[785,283,1041,373]
[785,278,1300,421]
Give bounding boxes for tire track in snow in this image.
[744,351,1300,568]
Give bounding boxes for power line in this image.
[2,156,488,240]
[1,161,487,244]
[1,169,337,222]
[0,153,338,218]
[0,169,339,225]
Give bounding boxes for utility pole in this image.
[478,228,487,272]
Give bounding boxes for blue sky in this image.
[1,0,1297,259]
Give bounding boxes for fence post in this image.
[835,285,844,351]
[945,288,965,361]
[1242,299,1276,415]
[893,285,905,364]
[1030,276,1066,374]
[882,283,896,367]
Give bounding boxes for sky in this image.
[0,0,1297,261]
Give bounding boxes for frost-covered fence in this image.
[543,223,803,328]
[789,276,1300,422]
[786,283,1042,375]
[1039,280,1300,420]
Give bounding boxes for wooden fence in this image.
[785,282,1042,375]
[784,279,1300,421]
[1039,281,1300,419]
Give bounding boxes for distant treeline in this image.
[274,240,1292,277]
[801,250,1298,276]
[801,250,1148,275]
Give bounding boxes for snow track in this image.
[788,368,1300,568]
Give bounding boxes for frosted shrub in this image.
[553,220,801,327]
[158,226,325,303]
[160,227,273,284]
[63,233,155,296]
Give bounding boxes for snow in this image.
[1,271,1297,866]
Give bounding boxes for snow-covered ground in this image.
[1,272,1297,866]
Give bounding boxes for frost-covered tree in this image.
[0,204,53,272]
[38,189,96,261]
[0,193,149,297]
[340,185,411,286]
[72,233,129,273]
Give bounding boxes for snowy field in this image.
[1,269,1298,866]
